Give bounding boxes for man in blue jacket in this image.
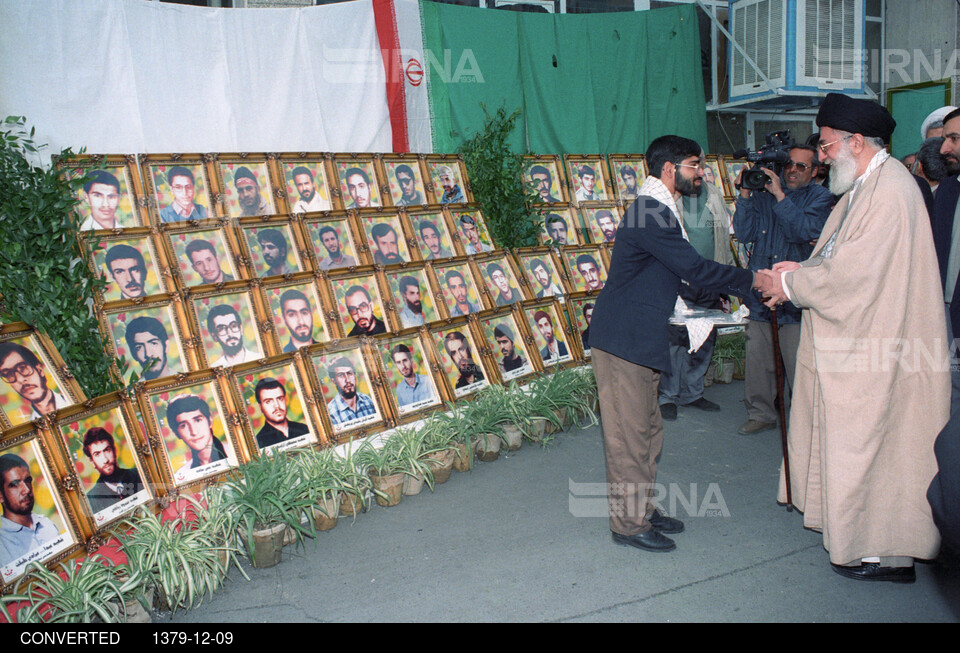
[732,144,833,435]
[590,135,763,553]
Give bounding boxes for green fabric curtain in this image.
[420,1,708,155]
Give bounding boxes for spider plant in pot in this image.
[294,446,347,531]
[479,382,531,450]
[219,452,316,569]
[115,496,242,613]
[550,367,599,429]
[334,444,374,517]
[385,424,438,495]
[2,556,132,623]
[462,394,506,462]
[355,437,406,507]
[429,403,475,472]
[416,416,458,485]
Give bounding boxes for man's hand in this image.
[755,269,789,307]
[761,168,785,202]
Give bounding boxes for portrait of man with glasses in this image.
[730,143,834,437]
[0,342,70,425]
[342,284,387,337]
[205,303,261,367]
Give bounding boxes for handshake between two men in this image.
[752,261,803,308]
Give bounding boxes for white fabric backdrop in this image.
[0,0,393,160]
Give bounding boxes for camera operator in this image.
[732,143,833,436]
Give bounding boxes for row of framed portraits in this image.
[92,245,611,390]
[0,290,597,587]
[522,154,749,207]
[57,153,474,232]
[86,205,500,306]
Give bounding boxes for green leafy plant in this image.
[115,496,243,613]
[2,556,133,623]
[457,106,542,250]
[712,331,746,378]
[333,444,375,516]
[0,116,116,397]
[219,452,316,561]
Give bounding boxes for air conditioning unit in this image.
[728,0,865,103]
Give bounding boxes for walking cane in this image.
[769,307,793,511]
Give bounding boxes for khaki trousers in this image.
[592,348,663,535]
[745,320,800,423]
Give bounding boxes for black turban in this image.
[816,93,896,143]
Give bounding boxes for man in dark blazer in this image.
[928,107,960,556]
[589,135,760,553]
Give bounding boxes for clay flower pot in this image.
[425,449,456,484]
[403,472,426,496]
[242,522,285,569]
[313,494,340,532]
[501,424,523,451]
[371,471,404,507]
[452,440,474,472]
[475,433,501,462]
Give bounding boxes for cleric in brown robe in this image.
[759,93,950,583]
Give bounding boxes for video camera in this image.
[733,130,795,192]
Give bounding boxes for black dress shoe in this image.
[648,509,684,534]
[612,529,676,552]
[830,562,916,584]
[683,397,721,412]
[660,403,678,421]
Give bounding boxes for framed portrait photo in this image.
[357,212,410,267]
[0,324,85,430]
[429,321,489,399]
[581,204,622,245]
[278,156,335,214]
[538,206,582,247]
[560,246,608,294]
[383,266,441,330]
[185,285,265,369]
[607,155,647,203]
[564,155,610,204]
[565,293,597,359]
[100,298,191,386]
[703,155,726,196]
[238,220,305,279]
[230,357,323,454]
[214,157,277,219]
[408,209,455,261]
[375,334,442,420]
[304,214,363,272]
[260,276,331,355]
[307,344,385,439]
[450,208,494,256]
[515,248,566,300]
[722,158,749,197]
[523,156,566,205]
[425,156,470,205]
[88,230,167,304]
[163,221,240,288]
[334,158,382,210]
[476,253,527,308]
[327,271,390,339]
[434,260,486,318]
[52,395,151,529]
[141,155,214,225]
[522,300,576,368]
[0,430,77,588]
[477,309,536,383]
[58,155,144,230]
[138,375,237,487]
[381,157,429,208]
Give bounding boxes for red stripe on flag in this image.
[373,0,408,153]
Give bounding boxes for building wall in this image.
[883,0,959,104]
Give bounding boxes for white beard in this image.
[828,143,859,195]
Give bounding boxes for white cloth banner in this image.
[0,0,392,159]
